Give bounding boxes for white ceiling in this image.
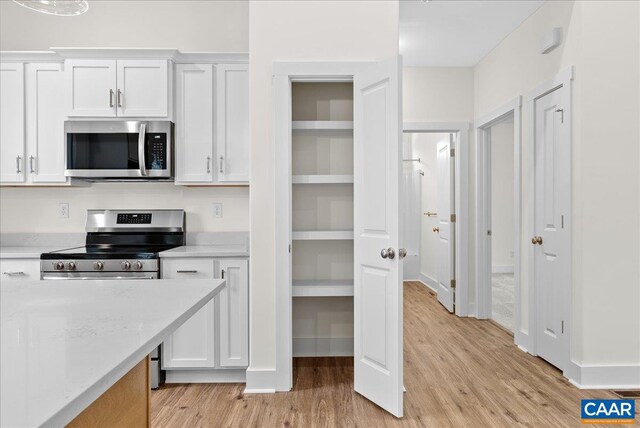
[400,0,544,67]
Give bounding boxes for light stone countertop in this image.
[0,246,80,259]
[0,279,225,427]
[159,245,249,258]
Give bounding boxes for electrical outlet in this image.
[212,202,223,218]
[59,203,69,219]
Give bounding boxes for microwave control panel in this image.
[147,133,167,170]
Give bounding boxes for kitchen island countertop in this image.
[0,278,225,427]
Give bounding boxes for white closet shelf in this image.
[292,121,354,130]
[292,280,354,297]
[292,230,354,240]
[292,174,354,184]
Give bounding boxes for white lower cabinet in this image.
[0,259,40,282]
[161,257,249,379]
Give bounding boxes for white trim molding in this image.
[403,122,471,317]
[1,49,249,64]
[492,265,515,274]
[419,273,438,293]
[568,362,640,389]
[244,367,278,394]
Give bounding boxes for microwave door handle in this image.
[138,122,148,176]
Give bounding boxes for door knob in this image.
[380,247,396,259]
[432,227,440,233]
[531,236,543,245]
[399,248,407,259]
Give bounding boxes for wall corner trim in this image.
[244,367,278,394]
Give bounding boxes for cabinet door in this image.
[67,60,117,117]
[0,259,40,282]
[215,64,249,183]
[116,60,169,117]
[161,258,217,369]
[218,259,249,367]
[26,63,67,183]
[175,64,214,184]
[0,63,25,183]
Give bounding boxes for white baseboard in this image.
[418,273,438,293]
[244,367,277,393]
[165,368,246,383]
[567,362,640,389]
[492,265,514,274]
[292,337,353,357]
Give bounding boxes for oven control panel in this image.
[117,213,152,224]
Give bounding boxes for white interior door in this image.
[354,57,403,418]
[436,137,455,312]
[534,86,569,370]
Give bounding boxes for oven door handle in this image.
[41,274,157,280]
[138,122,148,176]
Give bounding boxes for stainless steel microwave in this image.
[64,121,173,179]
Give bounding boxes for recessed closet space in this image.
[291,82,355,357]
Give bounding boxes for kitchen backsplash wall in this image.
[0,184,249,233]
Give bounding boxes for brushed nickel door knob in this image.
[433,227,440,233]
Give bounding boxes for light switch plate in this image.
[212,202,223,218]
[59,203,69,219]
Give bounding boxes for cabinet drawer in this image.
[0,259,40,282]
[161,258,215,279]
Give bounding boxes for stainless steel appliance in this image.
[64,121,173,179]
[40,209,186,388]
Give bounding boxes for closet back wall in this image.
[0,1,250,234]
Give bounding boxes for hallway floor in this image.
[151,281,618,427]
[492,273,515,332]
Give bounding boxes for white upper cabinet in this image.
[0,63,25,183]
[116,60,169,117]
[175,64,214,184]
[67,59,170,118]
[215,64,249,183]
[26,63,67,183]
[67,60,117,117]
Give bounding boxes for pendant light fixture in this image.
[12,0,89,16]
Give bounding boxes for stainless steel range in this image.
[40,208,186,388]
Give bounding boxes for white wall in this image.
[0,1,248,52]
[489,119,515,271]
[474,0,640,368]
[0,0,250,235]
[249,0,399,373]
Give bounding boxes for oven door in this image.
[41,272,159,280]
[64,121,172,179]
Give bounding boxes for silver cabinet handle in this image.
[117,89,123,107]
[15,156,22,173]
[380,247,395,259]
[176,270,198,273]
[219,156,224,174]
[3,271,25,276]
[221,269,225,279]
[206,156,211,174]
[29,156,35,174]
[399,248,407,259]
[109,89,114,108]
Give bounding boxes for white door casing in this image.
[353,57,403,417]
[0,62,25,183]
[116,60,169,117]
[175,64,214,184]
[67,59,117,117]
[216,64,250,182]
[533,85,570,370]
[26,63,67,183]
[436,137,455,312]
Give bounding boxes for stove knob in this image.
[94,261,104,271]
[121,261,131,271]
[55,261,65,271]
[134,261,143,270]
[67,261,76,271]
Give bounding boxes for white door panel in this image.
[67,60,117,117]
[436,138,455,312]
[354,57,403,417]
[116,60,168,117]
[0,63,25,183]
[534,87,569,370]
[218,259,249,367]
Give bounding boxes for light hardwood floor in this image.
[151,281,624,427]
